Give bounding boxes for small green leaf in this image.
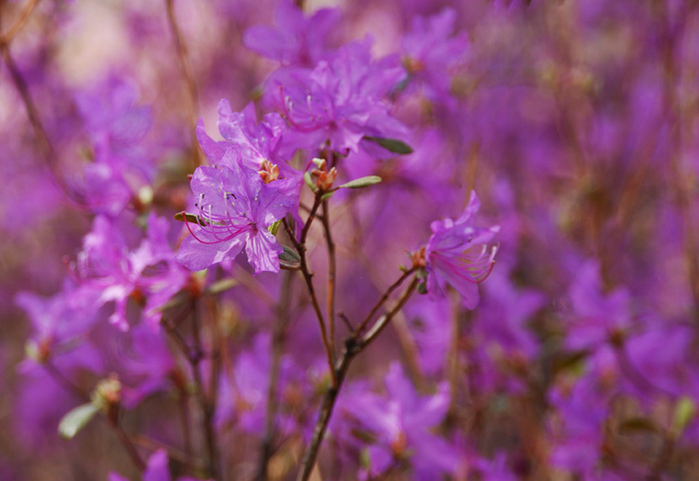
[174,212,206,226]
[552,350,589,374]
[279,245,301,270]
[206,278,238,295]
[363,136,414,155]
[312,157,325,168]
[672,396,697,436]
[321,191,335,201]
[58,403,99,439]
[174,212,224,227]
[338,176,382,189]
[304,171,317,193]
[268,219,282,236]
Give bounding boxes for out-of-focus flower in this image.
[343,362,460,480]
[401,8,469,107]
[75,214,188,330]
[244,0,341,66]
[74,77,155,216]
[425,191,499,309]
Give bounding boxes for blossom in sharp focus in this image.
[425,191,499,309]
[176,148,298,274]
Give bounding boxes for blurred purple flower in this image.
[244,0,341,66]
[76,213,188,330]
[345,362,460,480]
[74,77,155,216]
[425,191,499,309]
[401,8,469,106]
[566,261,632,351]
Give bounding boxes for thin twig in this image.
[255,270,294,481]
[1,44,79,203]
[295,275,418,481]
[189,301,221,480]
[283,218,336,385]
[354,267,417,336]
[112,420,148,472]
[133,433,205,471]
[0,0,42,45]
[43,363,146,472]
[164,0,202,167]
[321,199,337,360]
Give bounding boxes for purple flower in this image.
[199,100,288,171]
[75,213,189,330]
[176,149,297,274]
[425,191,499,309]
[401,8,469,106]
[74,76,155,216]
[343,362,460,480]
[267,39,408,154]
[243,0,341,66]
[548,374,611,475]
[566,261,632,351]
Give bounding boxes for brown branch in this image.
[255,270,294,481]
[0,0,42,45]
[1,43,79,203]
[354,267,417,336]
[295,275,418,481]
[283,217,335,385]
[165,0,202,167]
[111,418,147,472]
[321,199,337,360]
[188,301,221,480]
[43,363,146,472]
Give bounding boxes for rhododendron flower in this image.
[176,149,298,273]
[344,363,460,481]
[267,39,408,154]
[425,191,499,309]
[75,214,189,331]
[243,0,340,66]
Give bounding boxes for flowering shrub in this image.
[2,0,699,480]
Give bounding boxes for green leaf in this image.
[552,350,589,374]
[58,403,99,439]
[312,157,325,168]
[268,219,282,236]
[304,171,317,193]
[338,176,382,189]
[672,396,697,436]
[363,136,414,155]
[321,191,335,201]
[174,212,206,226]
[279,245,301,270]
[206,278,238,295]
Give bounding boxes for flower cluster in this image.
[3,1,699,481]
